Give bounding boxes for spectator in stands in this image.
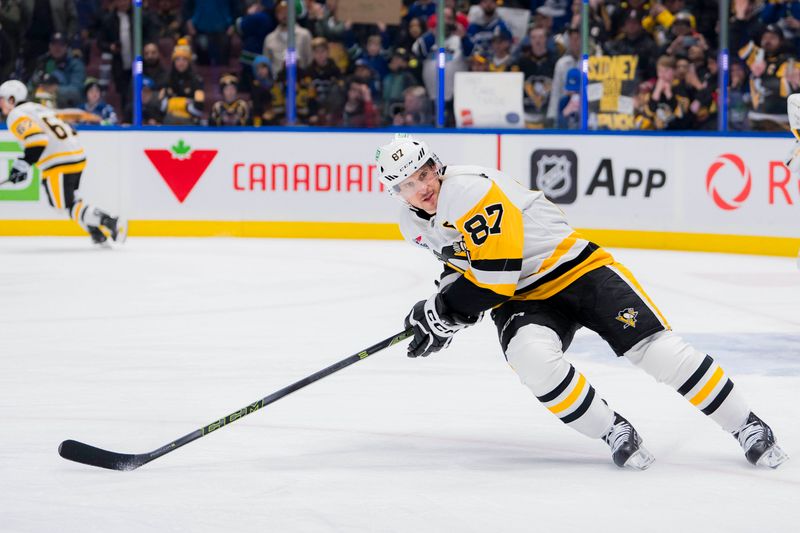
[633,80,654,130]
[249,55,279,126]
[0,27,15,81]
[210,73,251,126]
[99,0,158,117]
[361,34,389,81]
[79,77,118,125]
[536,0,571,34]
[730,0,765,52]
[236,0,275,90]
[124,76,164,125]
[610,0,649,38]
[728,59,751,131]
[643,0,690,47]
[686,48,717,130]
[1,0,24,79]
[31,72,59,108]
[264,0,313,74]
[515,27,558,128]
[382,47,416,124]
[413,6,471,125]
[309,0,350,44]
[393,85,433,126]
[341,78,379,127]
[398,17,426,52]
[646,55,690,129]
[74,0,99,62]
[143,42,169,90]
[605,10,658,81]
[467,0,512,55]
[556,67,581,129]
[161,38,205,124]
[151,0,183,41]
[352,58,381,101]
[306,37,343,126]
[183,0,237,66]
[29,32,85,107]
[20,0,79,78]
[547,26,580,127]
[487,26,516,72]
[662,12,707,60]
[739,24,796,131]
[468,51,490,72]
[405,0,436,24]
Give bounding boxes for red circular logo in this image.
[705,153,752,210]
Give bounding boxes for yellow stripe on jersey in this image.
[44,174,64,209]
[455,181,524,296]
[24,138,48,149]
[38,149,86,167]
[517,246,614,300]
[536,232,580,274]
[41,160,87,178]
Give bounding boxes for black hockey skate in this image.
[732,412,789,468]
[99,214,125,243]
[88,226,108,245]
[602,413,655,470]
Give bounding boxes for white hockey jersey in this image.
[399,165,614,300]
[6,102,85,171]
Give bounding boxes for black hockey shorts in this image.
[42,169,83,210]
[491,264,670,357]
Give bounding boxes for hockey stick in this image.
[59,328,413,471]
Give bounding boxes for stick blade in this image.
[59,439,145,471]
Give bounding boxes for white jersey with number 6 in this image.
[6,102,85,171]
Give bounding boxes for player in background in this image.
[375,134,787,470]
[0,80,124,246]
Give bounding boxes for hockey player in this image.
[375,134,788,470]
[0,80,124,245]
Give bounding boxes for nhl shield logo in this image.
[531,149,578,204]
[615,307,638,329]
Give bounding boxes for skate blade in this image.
[115,220,128,244]
[624,446,655,471]
[756,445,789,469]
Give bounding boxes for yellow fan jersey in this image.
[6,102,85,171]
[399,165,614,301]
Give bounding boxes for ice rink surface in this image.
[1,237,798,533]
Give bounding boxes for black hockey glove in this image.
[404,293,481,358]
[8,159,31,184]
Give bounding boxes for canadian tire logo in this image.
[145,139,217,203]
[706,153,752,210]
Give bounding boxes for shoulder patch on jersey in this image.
[13,117,33,137]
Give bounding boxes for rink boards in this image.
[0,129,798,256]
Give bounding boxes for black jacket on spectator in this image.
[99,7,158,109]
[647,81,691,130]
[605,32,659,81]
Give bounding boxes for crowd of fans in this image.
[1,0,799,130]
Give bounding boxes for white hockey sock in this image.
[70,201,110,232]
[506,325,615,439]
[625,331,750,432]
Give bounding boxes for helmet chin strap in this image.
[410,206,434,220]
